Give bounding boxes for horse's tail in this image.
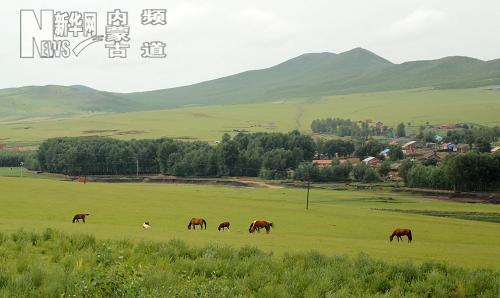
[269,222,274,229]
[202,219,207,229]
[408,230,412,242]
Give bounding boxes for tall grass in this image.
[0,229,498,297]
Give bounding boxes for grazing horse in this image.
[188,218,207,230]
[72,213,89,223]
[390,228,412,243]
[249,220,273,233]
[218,221,230,231]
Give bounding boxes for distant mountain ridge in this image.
[2,48,500,119]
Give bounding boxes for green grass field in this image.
[1,88,499,148]
[1,176,499,269]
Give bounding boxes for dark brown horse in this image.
[72,213,89,223]
[218,221,230,231]
[188,218,207,230]
[249,220,273,233]
[390,228,412,243]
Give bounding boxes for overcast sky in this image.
[2,0,500,92]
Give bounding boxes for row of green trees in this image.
[311,118,394,137]
[0,151,38,169]
[293,161,352,182]
[36,132,324,178]
[400,152,500,192]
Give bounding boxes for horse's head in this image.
[187,223,191,230]
[389,235,394,242]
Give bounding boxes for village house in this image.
[491,146,500,153]
[362,156,380,167]
[402,141,417,154]
[441,143,457,151]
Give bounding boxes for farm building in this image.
[362,156,380,167]
[312,160,332,168]
[434,135,443,143]
[492,147,500,153]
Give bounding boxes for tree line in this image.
[35,132,328,179]
[311,118,395,138]
[399,152,500,192]
[0,151,38,169]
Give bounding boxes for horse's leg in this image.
[83,217,85,223]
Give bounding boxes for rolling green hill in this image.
[2,48,500,121]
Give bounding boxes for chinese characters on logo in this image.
[20,9,167,59]
[105,9,130,58]
[140,9,167,58]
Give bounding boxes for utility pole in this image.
[306,175,310,210]
[20,162,24,177]
[136,159,139,178]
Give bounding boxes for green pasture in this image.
[1,87,499,147]
[1,176,499,269]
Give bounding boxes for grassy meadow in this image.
[1,176,500,270]
[1,229,499,297]
[1,87,499,148]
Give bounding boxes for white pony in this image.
[142,221,151,229]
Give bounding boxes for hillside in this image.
[2,48,500,120]
[0,85,134,120]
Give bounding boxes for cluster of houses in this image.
[312,136,500,181]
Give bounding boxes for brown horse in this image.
[390,228,412,243]
[188,218,207,230]
[249,220,273,233]
[72,213,89,223]
[218,221,230,231]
